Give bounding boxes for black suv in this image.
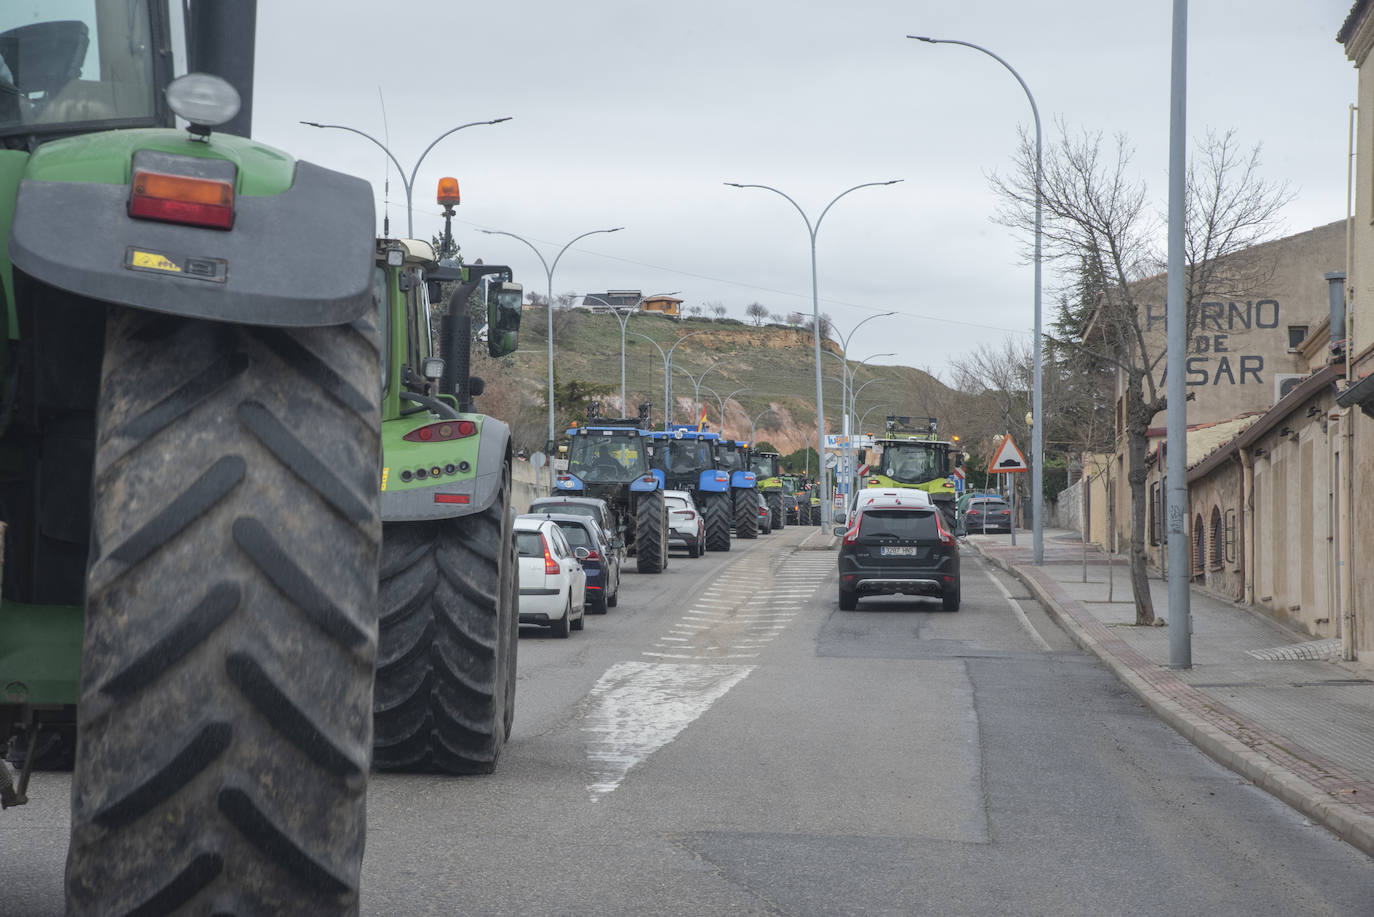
[835,495,960,611]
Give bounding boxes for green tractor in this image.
[0,2,382,912]
[371,239,522,775]
[862,416,964,528]
[752,450,786,530]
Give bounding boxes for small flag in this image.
[696,405,707,432]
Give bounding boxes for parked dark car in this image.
[529,496,621,553]
[835,494,960,611]
[963,497,1012,534]
[755,491,773,535]
[525,512,621,613]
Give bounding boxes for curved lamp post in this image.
[676,356,733,424]
[301,117,511,238]
[750,408,778,443]
[581,291,680,415]
[725,179,902,525]
[628,328,709,426]
[909,34,1043,565]
[479,226,624,489]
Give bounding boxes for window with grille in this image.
[1192,513,1205,576]
[1209,506,1224,569]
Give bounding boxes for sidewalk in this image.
[972,527,1374,860]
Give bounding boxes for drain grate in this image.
[1246,638,1342,662]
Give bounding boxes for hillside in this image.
[468,307,963,454]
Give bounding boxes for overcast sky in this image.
[250,1,1356,381]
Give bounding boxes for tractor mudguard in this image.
[554,472,586,492]
[697,470,730,493]
[648,468,667,489]
[9,161,373,327]
[731,470,756,489]
[381,419,511,522]
[629,474,660,493]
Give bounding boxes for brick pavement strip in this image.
[977,543,1374,859]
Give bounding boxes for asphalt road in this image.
[4,524,1373,915]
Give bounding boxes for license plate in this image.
[880,545,918,556]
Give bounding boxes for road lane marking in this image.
[982,562,1052,651]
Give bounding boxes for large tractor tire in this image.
[766,491,785,529]
[635,490,667,573]
[69,311,381,915]
[372,462,518,775]
[704,492,732,553]
[733,490,758,539]
[797,501,812,526]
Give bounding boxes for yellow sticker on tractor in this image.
[130,249,182,272]
[381,467,389,492]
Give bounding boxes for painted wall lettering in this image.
[1255,300,1279,328]
[1181,354,1265,386]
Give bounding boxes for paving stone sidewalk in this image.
[972,528,1374,860]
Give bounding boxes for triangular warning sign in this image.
[989,435,1028,473]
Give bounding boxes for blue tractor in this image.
[554,417,668,573]
[647,426,733,553]
[714,440,759,539]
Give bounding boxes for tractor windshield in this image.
[753,454,778,479]
[715,446,743,472]
[0,1,162,139]
[880,443,944,484]
[568,435,646,483]
[653,439,713,476]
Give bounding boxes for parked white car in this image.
[515,516,586,638]
[663,489,707,557]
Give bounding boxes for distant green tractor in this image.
[372,239,523,775]
[752,450,786,530]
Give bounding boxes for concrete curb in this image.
[797,527,837,551]
[975,543,1374,860]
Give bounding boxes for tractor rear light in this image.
[403,420,477,443]
[715,473,728,481]
[641,475,657,483]
[129,170,235,229]
[541,535,560,575]
[867,477,880,485]
[434,493,470,505]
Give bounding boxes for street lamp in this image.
[479,226,624,490]
[750,408,778,443]
[628,328,709,427]
[580,291,680,415]
[676,356,733,424]
[909,34,1044,564]
[725,179,903,524]
[301,117,511,239]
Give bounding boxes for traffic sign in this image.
[988,435,1029,473]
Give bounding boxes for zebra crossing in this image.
[641,550,834,661]
[580,546,835,799]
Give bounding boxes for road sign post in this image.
[987,435,1028,544]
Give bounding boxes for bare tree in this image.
[786,312,804,328]
[770,312,787,325]
[991,123,1289,624]
[804,312,834,340]
[746,302,769,325]
[686,304,704,318]
[712,303,729,321]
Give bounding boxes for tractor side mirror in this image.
[469,376,486,397]
[421,357,445,380]
[488,281,523,357]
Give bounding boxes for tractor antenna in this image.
[378,86,391,237]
